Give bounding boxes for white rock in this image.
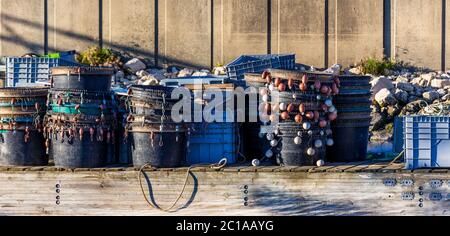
[136,70,150,78]
[395,76,410,83]
[370,76,394,100]
[375,88,397,107]
[396,82,414,92]
[213,66,227,76]
[178,68,195,77]
[421,73,436,82]
[323,64,341,75]
[124,58,146,74]
[347,67,362,75]
[410,77,423,86]
[430,78,450,89]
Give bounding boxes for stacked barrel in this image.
[125,85,188,168]
[44,67,117,168]
[327,75,372,162]
[261,69,339,166]
[0,87,48,166]
[242,73,271,160]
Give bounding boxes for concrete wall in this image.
[393,0,442,69]
[102,0,156,63]
[328,0,384,67]
[271,0,325,68]
[47,0,100,52]
[0,0,448,70]
[0,0,45,56]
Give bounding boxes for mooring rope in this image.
[138,158,227,213]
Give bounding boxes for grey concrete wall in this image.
[159,0,211,68]
[271,0,325,68]
[47,0,100,52]
[213,0,268,66]
[328,0,384,67]
[446,0,449,70]
[393,0,442,69]
[0,0,45,56]
[102,0,155,62]
[0,0,448,70]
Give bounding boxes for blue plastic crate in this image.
[393,117,404,153]
[225,54,295,81]
[188,122,238,164]
[403,116,450,169]
[5,57,78,87]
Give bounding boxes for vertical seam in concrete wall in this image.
[383,0,391,59]
[99,0,103,48]
[277,0,280,54]
[53,0,57,50]
[44,0,48,54]
[334,0,338,64]
[392,0,397,60]
[164,0,167,63]
[155,0,159,67]
[267,0,271,54]
[108,0,112,45]
[221,0,224,63]
[324,0,329,68]
[442,0,446,71]
[0,0,2,56]
[210,0,214,68]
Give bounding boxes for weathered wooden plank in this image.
[291,166,315,172]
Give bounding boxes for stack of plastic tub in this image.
[44,66,117,168]
[0,87,48,166]
[327,75,372,162]
[125,85,188,168]
[262,69,339,166]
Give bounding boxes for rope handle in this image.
[138,158,227,212]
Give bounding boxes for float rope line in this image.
[138,158,227,212]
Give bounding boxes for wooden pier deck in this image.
[0,162,449,216]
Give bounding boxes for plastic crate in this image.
[225,54,296,81]
[160,76,229,87]
[403,116,450,169]
[5,57,78,87]
[188,122,238,164]
[393,116,404,153]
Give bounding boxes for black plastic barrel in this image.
[128,126,187,168]
[327,75,372,162]
[127,85,188,168]
[0,87,48,166]
[242,73,266,159]
[51,66,114,92]
[49,132,107,168]
[45,89,117,168]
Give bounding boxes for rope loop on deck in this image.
[138,158,227,212]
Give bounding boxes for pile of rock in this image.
[365,71,450,140]
[112,57,225,88]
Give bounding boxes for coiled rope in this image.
[138,158,227,212]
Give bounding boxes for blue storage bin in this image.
[403,116,450,169]
[393,116,404,153]
[188,122,238,164]
[6,57,78,87]
[225,54,295,81]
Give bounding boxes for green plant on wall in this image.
[76,46,121,67]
